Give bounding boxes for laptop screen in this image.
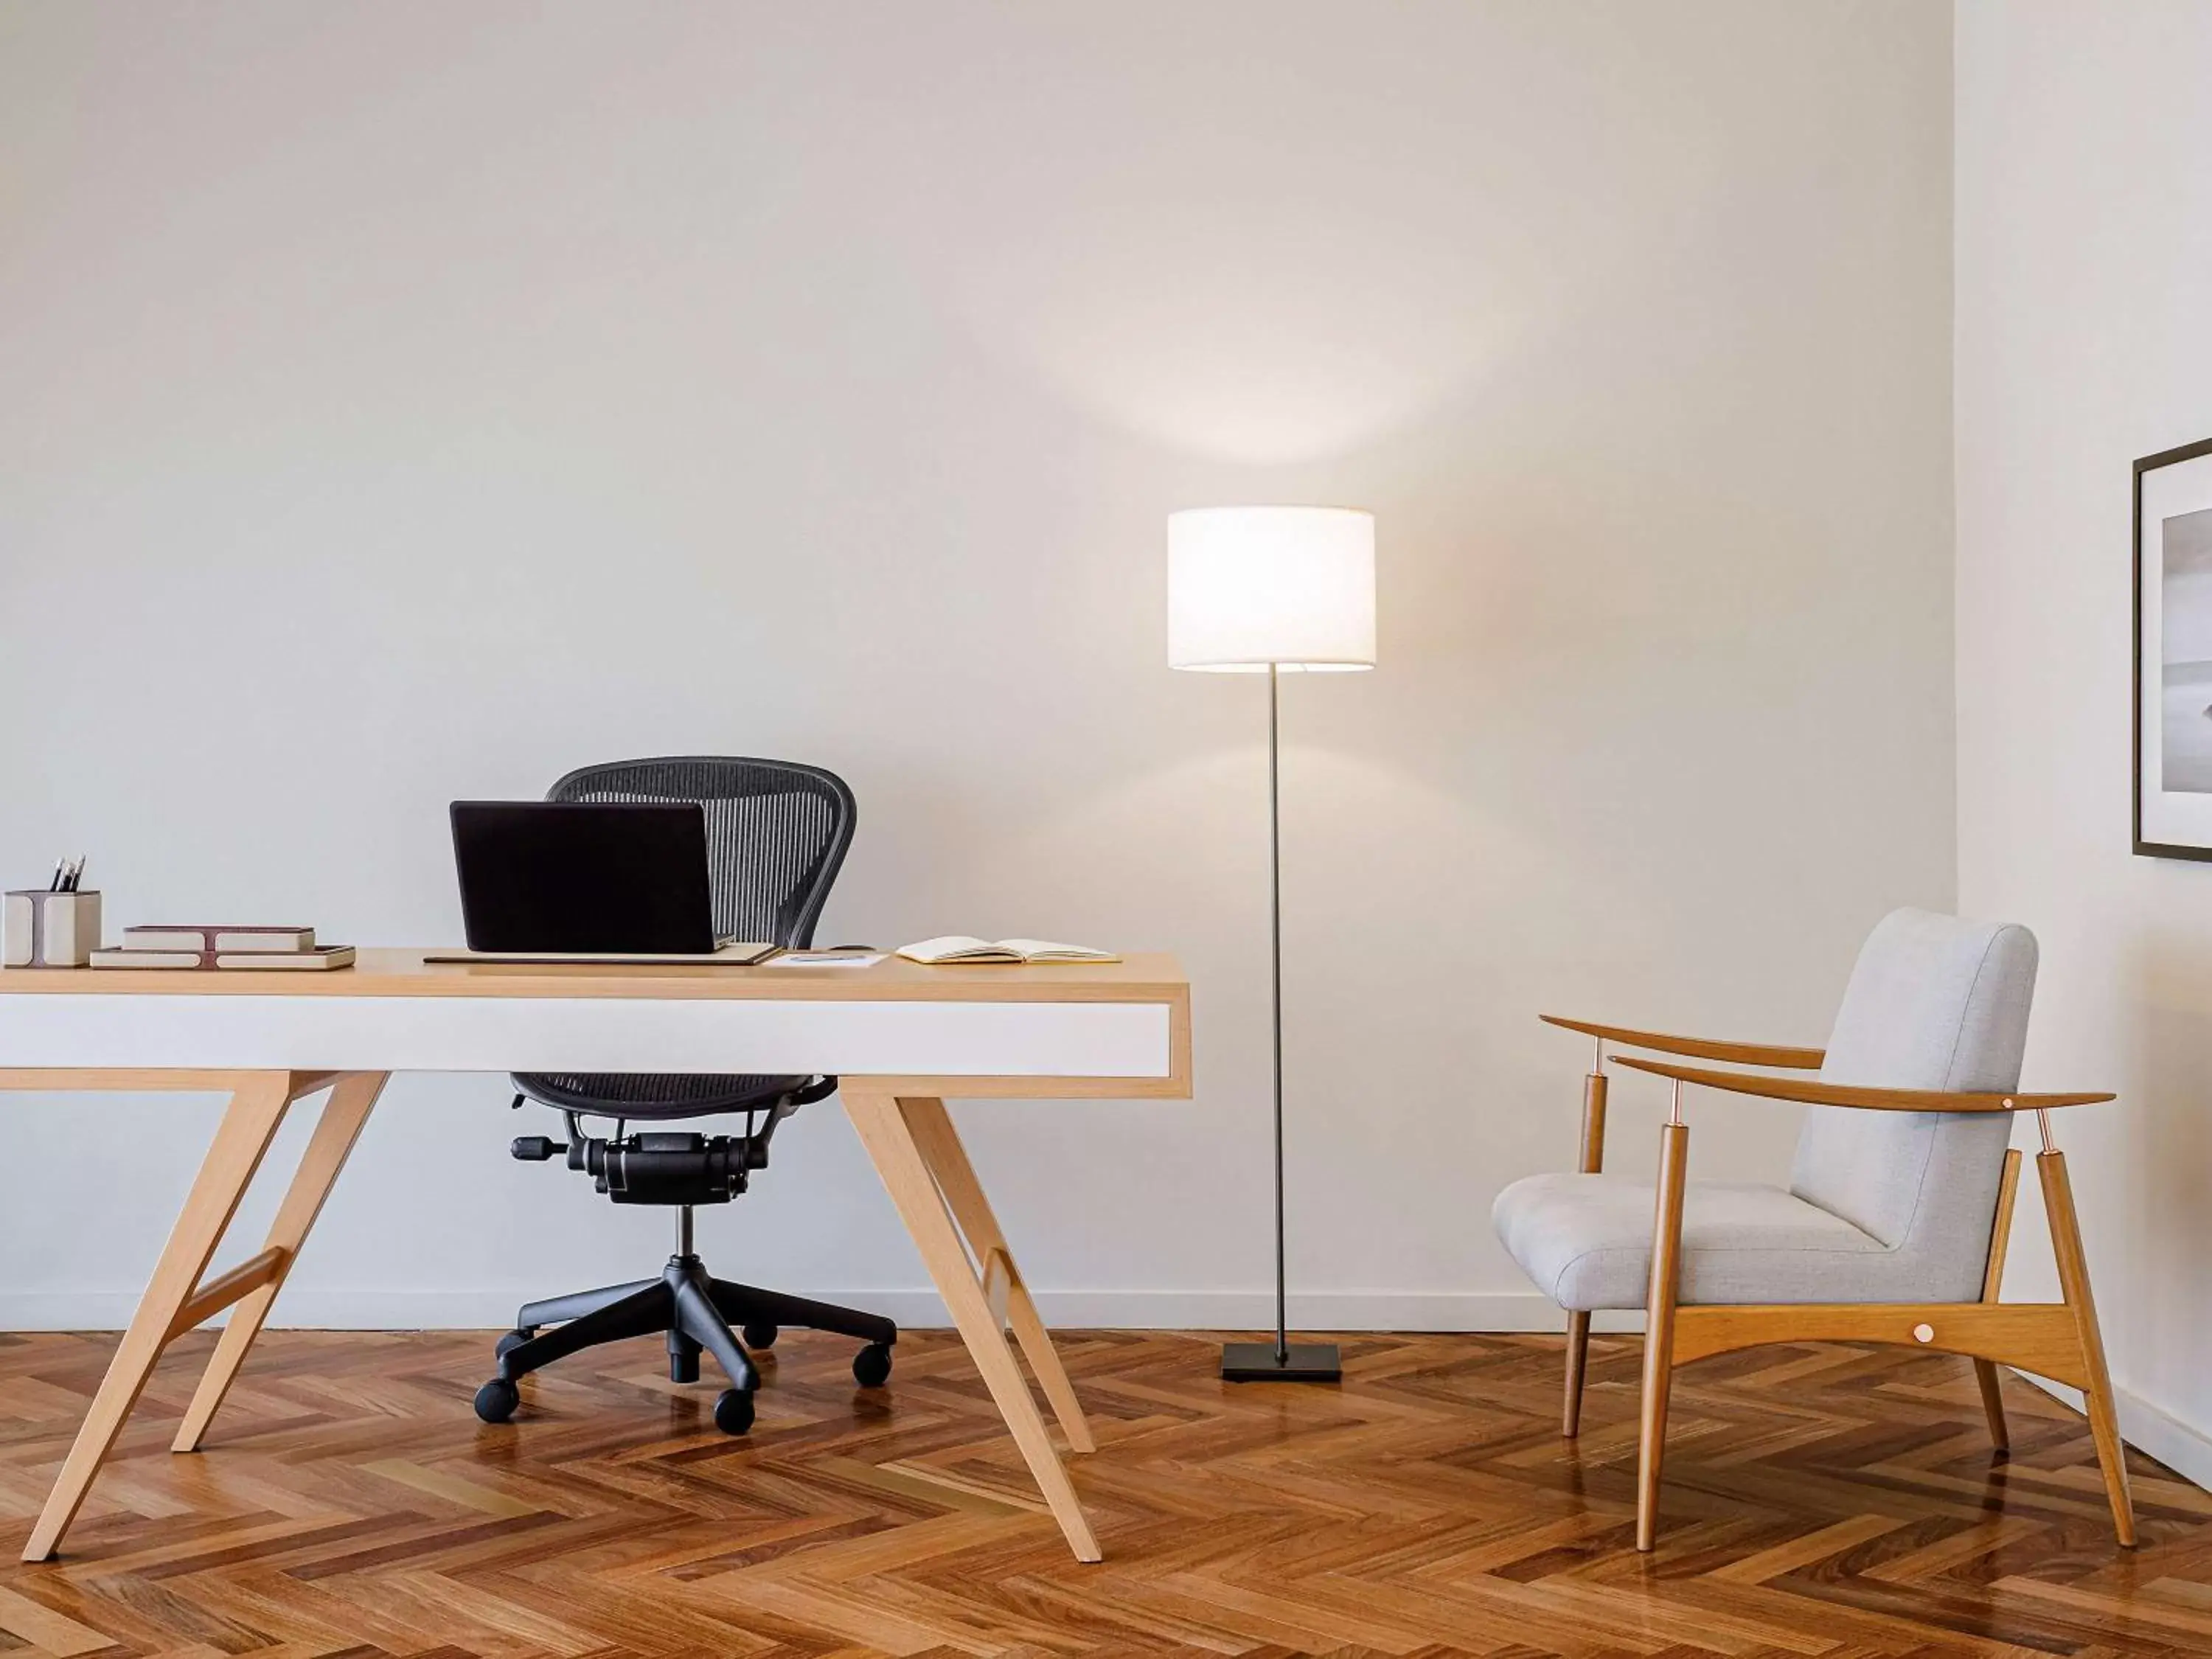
[450,801,719,953]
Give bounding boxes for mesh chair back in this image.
[546,757,855,948]
[513,757,857,1121]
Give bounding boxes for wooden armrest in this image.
[1541,1014,1825,1070]
[1608,1054,2114,1113]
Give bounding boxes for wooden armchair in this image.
[1492,909,2131,1551]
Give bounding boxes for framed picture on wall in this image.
[2135,437,2212,858]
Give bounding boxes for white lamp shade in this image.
[1167,507,1377,672]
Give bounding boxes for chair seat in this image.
[1492,1172,1890,1311]
[515,1072,806,1119]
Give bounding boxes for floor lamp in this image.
[1168,506,1377,1382]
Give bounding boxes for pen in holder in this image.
[3,889,102,967]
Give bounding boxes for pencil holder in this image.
[2,889,102,967]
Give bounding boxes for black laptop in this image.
[442,801,776,963]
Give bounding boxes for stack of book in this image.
[91,925,355,971]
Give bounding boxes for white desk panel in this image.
[0,992,1175,1079]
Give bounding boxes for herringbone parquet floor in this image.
[0,1326,2208,1657]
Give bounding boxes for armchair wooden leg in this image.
[2039,1142,2136,1547]
[1973,1147,2023,1455]
[1636,1115,1689,1552]
[1562,1068,1607,1439]
[1971,1360,2010,1453]
[1563,1312,1593,1439]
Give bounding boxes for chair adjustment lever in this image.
[511,1135,569,1161]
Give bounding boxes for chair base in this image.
[479,1253,897,1432]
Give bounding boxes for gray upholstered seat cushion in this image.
[1493,909,2038,1314]
[1493,1173,1884,1309]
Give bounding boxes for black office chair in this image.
[472,756,895,1436]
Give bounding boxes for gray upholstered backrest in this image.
[1788,911,2036,1279]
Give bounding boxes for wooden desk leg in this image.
[24,1072,294,1562]
[898,1096,1095,1454]
[173,1072,389,1453]
[843,1087,1102,1562]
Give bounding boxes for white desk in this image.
[0,950,1192,1563]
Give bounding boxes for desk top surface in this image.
[0,950,1189,1004]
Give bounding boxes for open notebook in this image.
[897,937,1120,965]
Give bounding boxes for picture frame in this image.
[2134,437,2212,859]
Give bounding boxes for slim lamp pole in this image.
[1221,662,1341,1382]
[1269,663,1287,1363]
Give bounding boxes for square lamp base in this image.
[1221,1340,1342,1383]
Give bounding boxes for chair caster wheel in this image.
[741,1321,778,1351]
[474,1378,520,1424]
[853,1342,893,1388]
[714,1388,756,1435]
[495,1329,532,1360]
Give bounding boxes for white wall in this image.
[1956,0,2212,1481]
[0,1,1955,1332]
